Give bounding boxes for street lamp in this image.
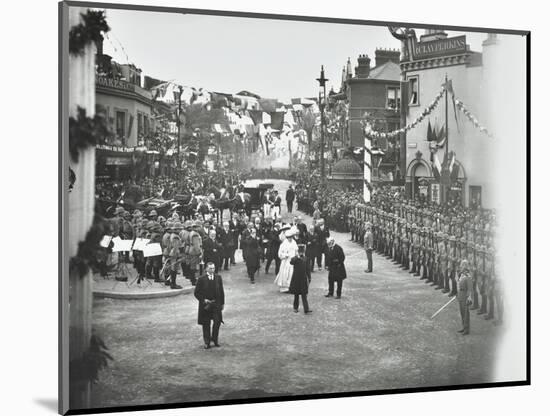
[316,65,328,181]
[173,85,184,174]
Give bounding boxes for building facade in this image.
[336,49,405,184]
[95,48,156,180]
[400,29,500,208]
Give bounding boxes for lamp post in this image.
[316,65,328,181]
[173,85,183,175]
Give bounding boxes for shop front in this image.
[406,156,467,205]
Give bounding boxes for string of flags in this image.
[454,99,493,138]
[362,81,493,140]
[362,86,446,139]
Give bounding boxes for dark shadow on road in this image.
[223,389,282,400]
[34,398,58,413]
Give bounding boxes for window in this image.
[386,87,401,110]
[408,76,419,106]
[144,116,150,135]
[137,113,144,136]
[115,111,126,144]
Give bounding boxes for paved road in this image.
[91,179,502,409]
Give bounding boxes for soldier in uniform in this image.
[401,224,410,270]
[486,248,503,325]
[410,224,420,276]
[348,208,356,242]
[146,222,166,285]
[434,232,444,290]
[447,235,458,297]
[476,243,488,315]
[393,218,401,264]
[457,259,473,335]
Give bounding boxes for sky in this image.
[100,8,489,102]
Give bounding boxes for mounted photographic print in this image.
[59,1,530,414]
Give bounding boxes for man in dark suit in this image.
[305,225,320,272]
[289,245,312,314]
[265,223,282,274]
[203,230,222,273]
[315,219,330,271]
[286,185,295,214]
[194,262,225,349]
[219,221,236,271]
[325,237,346,299]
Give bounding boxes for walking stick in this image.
[430,296,456,320]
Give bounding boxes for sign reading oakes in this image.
[412,35,467,60]
[96,75,135,93]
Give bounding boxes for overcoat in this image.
[326,244,347,280]
[203,237,223,266]
[289,256,311,295]
[194,273,225,325]
[242,236,261,270]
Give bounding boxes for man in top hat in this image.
[325,237,347,299]
[289,244,312,314]
[363,222,374,273]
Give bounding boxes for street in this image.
[91,180,501,409]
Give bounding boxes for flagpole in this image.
[444,74,449,204]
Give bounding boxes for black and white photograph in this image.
[58,1,529,414]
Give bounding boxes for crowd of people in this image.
[95,167,503,345]
[347,186,503,329]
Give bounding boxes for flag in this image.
[440,152,451,186]
[427,121,434,141]
[432,152,442,181]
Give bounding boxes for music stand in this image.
[111,258,133,290]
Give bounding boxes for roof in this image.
[332,158,363,175]
[368,61,401,81]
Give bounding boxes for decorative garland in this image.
[362,87,445,139]
[69,10,110,56]
[455,99,493,138]
[69,214,111,279]
[69,106,112,163]
[361,85,493,140]
[70,333,113,384]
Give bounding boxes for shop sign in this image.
[105,156,132,166]
[96,76,135,93]
[413,35,467,60]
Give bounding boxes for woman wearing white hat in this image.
[274,229,298,292]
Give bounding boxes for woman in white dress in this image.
[274,229,298,292]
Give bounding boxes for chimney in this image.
[355,54,371,78]
[419,29,448,42]
[374,48,401,67]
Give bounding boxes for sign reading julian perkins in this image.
[413,35,467,60]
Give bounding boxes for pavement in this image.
[90,179,504,409]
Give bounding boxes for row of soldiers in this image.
[349,203,503,324]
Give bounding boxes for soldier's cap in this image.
[184,220,193,229]
[132,209,142,217]
[123,210,131,218]
[148,210,158,217]
[157,216,166,223]
[193,221,202,227]
[449,235,456,241]
[114,206,125,215]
